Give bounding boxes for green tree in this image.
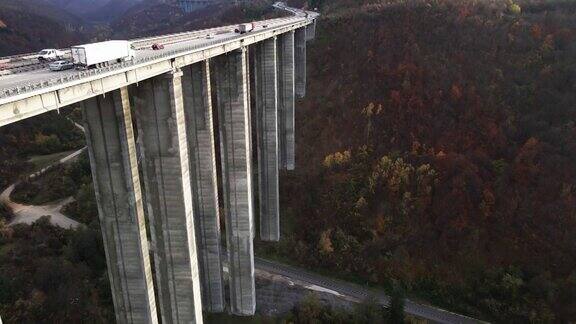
[386,289,405,324]
[353,296,385,323]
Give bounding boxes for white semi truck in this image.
[71,40,134,69]
[235,23,255,34]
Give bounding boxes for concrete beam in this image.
[277,31,295,171]
[295,28,307,99]
[254,38,280,241]
[82,87,158,324]
[133,70,203,323]
[214,48,256,315]
[181,60,225,312]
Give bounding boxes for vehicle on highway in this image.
[235,23,255,34]
[71,40,134,69]
[38,49,67,62]
[151,43,164,50]
[49,60,74,71]
[206,34,214,39]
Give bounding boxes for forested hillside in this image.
[1,0,575,322]
[0,112,84,190]
[0,3,86,55]
[111,0,284,39]
[257,0,576,322]
[0,216,111,322]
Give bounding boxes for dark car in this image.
[152,43,165,50]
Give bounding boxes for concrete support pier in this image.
[306,19,317,40]
[277,31,295,170]
[254,38,280,241]
[214,48,256,315]
[133,71,203,323]
[181,61,225,312]
[295,28,307,99]
[82,87,158,324]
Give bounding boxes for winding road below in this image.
[0,147,86,229]
[254,257,486,324]
[0,121,86,229]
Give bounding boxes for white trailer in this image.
[71,40,134,69]
[236,23,255,34]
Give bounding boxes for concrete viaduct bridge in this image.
[0,3,318,323]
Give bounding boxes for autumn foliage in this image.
[258,0,576,322]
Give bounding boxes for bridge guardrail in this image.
[131,17,295,50]
[0,52,39,64]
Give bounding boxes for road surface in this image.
[0,16,303,91]
[254,257,487,324]
[0,185,80,229]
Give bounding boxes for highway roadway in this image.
[0,15,302,92]
[255,257,486,324]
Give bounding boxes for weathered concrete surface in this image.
[214,48,256,315]
[306,19,317,41]
[133,72,203,323]
[277,31,295,171]
[82,87,158,324]
[182,60,225,312]
[254,38,280,242]
[294,28,307,99]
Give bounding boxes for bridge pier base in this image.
[214,48,256,316]
[182,60,225,313]
[134,71,203,323]
[277,31,295,171]
[254,38,280,242]
[82,87,158,324]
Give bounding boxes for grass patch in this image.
[28,150,77,171]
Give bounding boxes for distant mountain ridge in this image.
[0,5,86,55]
[81,0,145,22]
[0,0,150,56]
[47,0,106,16]
[0,0,147,24]
[0,0,83,26]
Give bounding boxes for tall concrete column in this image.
[82,87,158,324]
[295,28,307,99]
[214,48,256,315]
[133,70,203,323]
[277,31,295,171]
[181,60,225,312]
[244,47,256,241]
[306,21,315,41]
[254,38,280,241]
[308,20,317,40]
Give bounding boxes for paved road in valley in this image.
[0,122,85,229]
[254,257,487,324]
